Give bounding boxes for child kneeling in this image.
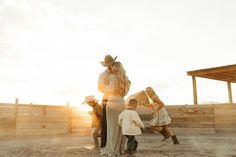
[118,99,145,154]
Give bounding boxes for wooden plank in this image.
[16,129,68,136]
[0,118,15,123]
[0,131,15,139]
[0,106,15,113]
[17,117,68,123]
[198,73,236,82]
[18,131,68,136]
[45,108,69,116]
[187,64,236,76]
[215,124,236,128]
[17,122,68,129]
[19,108,43,115]
[16,115,69,119]
[0,113,15,118]
[71,128,91,134]
[71,114,92,119]
[17,106,69,114]
[71,123,91,128]
[17,104,68,108]
[0,123,15,129]
[182,114,214,118]
[171,124,215,128]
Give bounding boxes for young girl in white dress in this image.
[142,86,179,144]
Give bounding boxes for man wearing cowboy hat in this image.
[98,54,117,148]
[82,95,102,148]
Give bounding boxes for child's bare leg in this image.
[151,126,161,132]
[164,125,174,136]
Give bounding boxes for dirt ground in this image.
[1,132,236,157]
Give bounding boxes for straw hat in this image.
[82,95,98,104]
[100,54,117,67]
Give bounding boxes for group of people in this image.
[82,54,179,156]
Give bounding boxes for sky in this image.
[0,0,236,106]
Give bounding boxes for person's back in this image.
[82,96,102,148]
[118,99,144,154]
[91,102,102,128]
[119,109,144,136]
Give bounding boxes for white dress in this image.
[104,74,126,155]
[149,95,171,126]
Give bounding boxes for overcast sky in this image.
[0,0,235,105]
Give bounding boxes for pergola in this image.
[187,64,236,105]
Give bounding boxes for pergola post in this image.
[227,81,233,104]
[192,76,198,105]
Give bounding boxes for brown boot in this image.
[160,129,170,142]
[171,135,180,145]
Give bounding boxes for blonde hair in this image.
[146,86,156,97]
[111,62,131,97]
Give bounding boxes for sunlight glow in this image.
[0,0,236,105]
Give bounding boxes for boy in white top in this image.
[118,98,145,154]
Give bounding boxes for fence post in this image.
[67,101,71,135]
[14,98,19,139]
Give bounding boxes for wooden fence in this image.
[0,102,92,140]
[1,102,236,140]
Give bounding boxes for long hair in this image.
[110,62,131,97]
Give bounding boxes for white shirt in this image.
[118,109,145,135]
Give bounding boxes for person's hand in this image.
[141,126,146,131]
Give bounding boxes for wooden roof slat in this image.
[199,74,236,83]
[187,64,236,76]
[204,73,236,79]
[187,64,236,83]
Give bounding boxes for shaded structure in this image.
[187,64,236,105]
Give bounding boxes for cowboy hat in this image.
[82,95,98,104]
[100,54,118,67]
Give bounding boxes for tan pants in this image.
[91,127,100,148]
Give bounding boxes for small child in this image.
[142,86,180,144]
[82,95,102,148]
[118,98,145,154]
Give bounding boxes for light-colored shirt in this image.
[118,109,144,135]
[98,69,110,99]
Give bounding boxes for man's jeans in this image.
[100,99,107,148]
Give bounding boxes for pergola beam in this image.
[196,74,236,83]
[187,64,236,105]
[227,81,233,104]
[192,76,198,105]
[187,64,236,76]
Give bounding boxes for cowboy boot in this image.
[160,129,170,142]
[171,135,180,145]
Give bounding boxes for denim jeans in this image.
[125,135,138,153]
[100,99,107,148]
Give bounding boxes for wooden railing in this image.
[1,102,236,140]
[0,102,92,140]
